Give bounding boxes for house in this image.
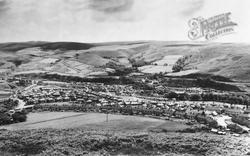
[174,110,186,118]
[186,109,201,119]
[224,108,243,116]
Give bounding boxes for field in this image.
[138,65,173,73]
[153,55,183,66]
[1,112,189,131]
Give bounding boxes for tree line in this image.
[164,91,250,106]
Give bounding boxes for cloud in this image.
[89,0,134,14]
[61,0,135,22]
[87,0,136,21]
[0,0,249,43]
[62,0,89,12]
[180,0,204,17]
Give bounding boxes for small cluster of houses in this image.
[6,79,250,134]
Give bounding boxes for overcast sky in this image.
[0,0,249,43]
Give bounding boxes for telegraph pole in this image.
[106,111,109,122]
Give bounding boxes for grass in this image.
[1,112,172,131]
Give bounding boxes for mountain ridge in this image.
[0,41,250,82]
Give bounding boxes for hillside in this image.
[1,112,250,156]
[1,41,250,82]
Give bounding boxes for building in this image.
[186,109,201,119]
[224,108,244,116]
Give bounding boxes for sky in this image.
[0,0,249,43]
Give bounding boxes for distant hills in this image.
[0,41,250,82]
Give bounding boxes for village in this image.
[0,76,249,136]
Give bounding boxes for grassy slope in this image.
[1,112,249,155]
[1,41,250,81]
[0,112,248,156]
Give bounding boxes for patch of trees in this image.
[0,113,12,125]
[149,72,165,80]
[172,55,191,72]
[161,78,197,88]
[104,62,138,76]
[164,91,250,106]
[0,99,27,125]
[0,110,27,126]
[109,68,135,76]
[129,59,150,67]
[160,78,241,92]
[12,111,27,122]
[165,91,178,99]
[190,94,202,101]
[0,98,18,110]
[164,92,202,102]
[197,78,241,92]
[132,81,154,91]
[195,115,218,128]
[40,73,137,85]
[201,93,249,105]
